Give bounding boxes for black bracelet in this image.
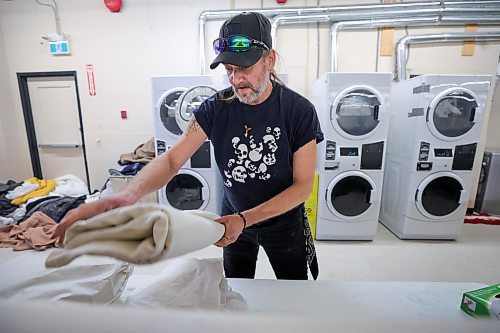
[236,211,247,228]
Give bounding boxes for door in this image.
[427,87,479,141]
[175,85,217,132]
[331,86,383,140]
[326,171,377,219]
[163,169,210,210]
[157,87,187,139]
[415,172,467,219]
[156,85,217,140]
[18,72,90,189]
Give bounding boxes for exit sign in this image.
[49,40,70,55]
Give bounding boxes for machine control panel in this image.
[325,140,336,160]
[418,141,430,161]
[340,147,359,157]
[434,148,453,158]
[324,140,339,170]
[416,162,433,171]
[156,139,167,155]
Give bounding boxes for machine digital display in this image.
[434,148,453,157]
[340,147,359,156]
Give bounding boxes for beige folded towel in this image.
[45,204,224,268]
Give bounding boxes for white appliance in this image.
[152,75,227,144]
[154,138,222,215]
[152,75,227,215]
[380,74,492,239]
[312,72,392,240]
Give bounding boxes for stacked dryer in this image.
[152,76,226,214]
[380,75,492,239]
[312,72,392,240]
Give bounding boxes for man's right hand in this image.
[52,193,136,243]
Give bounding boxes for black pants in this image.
[222,211,308,280]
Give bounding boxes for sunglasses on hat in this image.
[213,35,270,55]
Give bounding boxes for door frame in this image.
[16,71,91,191]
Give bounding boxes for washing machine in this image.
[152,75,227,144]
[311,72,393,240]
[152,75,227,215]
[379,74,492,239]
[154,138,222,215]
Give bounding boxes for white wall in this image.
[0,28,9,177]
[0,22,32,181]
[0,0,499,197]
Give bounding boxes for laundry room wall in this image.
[0,26,28,180]
[0,0,499,197]
[0,30,8,175]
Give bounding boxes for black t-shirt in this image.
[194,81,323,224]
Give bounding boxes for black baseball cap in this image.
[210,12,272,70]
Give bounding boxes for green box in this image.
[461,283,500,319]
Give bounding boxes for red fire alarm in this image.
[276,0,287,3]
[104,0,122,12]
[121,110,127,119]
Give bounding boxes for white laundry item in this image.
[45,204,225,267]
[4,206,26,223]
[0,216,15,226]
[219,274,249,311]
[85,192,101,203]
[0,249,132,303]
[49,174,89,197]
[5,182,38,200]
[99,182,114,198]
[125,257,247,311]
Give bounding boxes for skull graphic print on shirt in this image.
[223,126,282,187]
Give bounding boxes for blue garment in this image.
[194,81,323,219]
[120,162,145,176]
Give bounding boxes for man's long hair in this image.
[218,50,285,103]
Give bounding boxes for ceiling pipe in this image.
[330,16,500,72]
[330,17,438,72]
[198,1,443,74]
[198,1,500,74]
[443,0,500,9]
[271,8,440,49]
[396,31,500,81]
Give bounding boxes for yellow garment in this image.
[24,177,39,184]
[11,178,57,205]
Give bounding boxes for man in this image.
[54,11,323,280]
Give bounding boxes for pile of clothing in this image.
[0,174,93,250]
[0,138,157,251]
[100,138,155,196]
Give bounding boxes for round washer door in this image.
[326,171,378,219]
[331,85,384,140]
[415,172,467,219]
[156,87,188,139]
[164,169,210,211]
[176,85,217,133]
[427,87,479,141]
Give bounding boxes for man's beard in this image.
[232,67,270,105]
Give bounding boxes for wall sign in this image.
[86,64,96,96]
